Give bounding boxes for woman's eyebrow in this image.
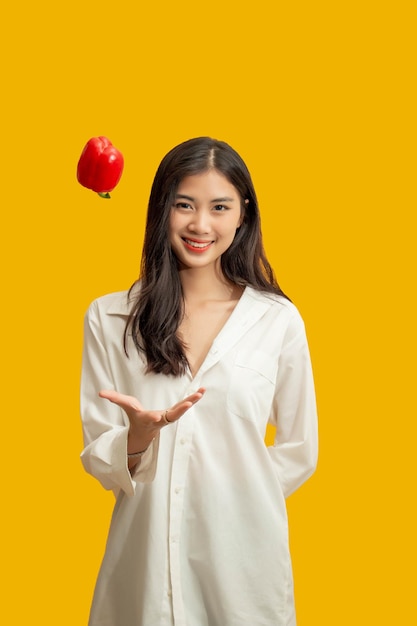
[175,194,194,201]
[210,197,235,203]
[175,194,235,202]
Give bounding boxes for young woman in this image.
[80,137,318,626]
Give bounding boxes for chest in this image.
[178,301,238,377]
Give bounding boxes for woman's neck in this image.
[178,265,239,303]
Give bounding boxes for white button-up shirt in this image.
[80,286,318,626]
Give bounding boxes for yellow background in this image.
[1,1,415,624]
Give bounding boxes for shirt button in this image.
[174,487,181,494]
[212,347,218,354]
[180,438,186,445]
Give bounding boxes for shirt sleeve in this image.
[80,300,159,497]
[268,311,319,498]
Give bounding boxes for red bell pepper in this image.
[77,136,124,198]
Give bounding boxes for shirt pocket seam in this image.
[227,349,277,422]
[233,349,277,383]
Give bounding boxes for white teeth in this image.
[184,239,211,248]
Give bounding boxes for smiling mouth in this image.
[182,238,214,251]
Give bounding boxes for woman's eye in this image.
[213,204,227,212]
[175,202,192,209]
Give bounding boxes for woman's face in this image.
[169,169,243,272]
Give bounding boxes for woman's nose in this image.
[188,209,211,233]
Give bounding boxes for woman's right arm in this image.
[80,300,156,497]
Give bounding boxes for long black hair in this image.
[125,137,288,376]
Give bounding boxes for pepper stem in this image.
[98,192,111,199]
